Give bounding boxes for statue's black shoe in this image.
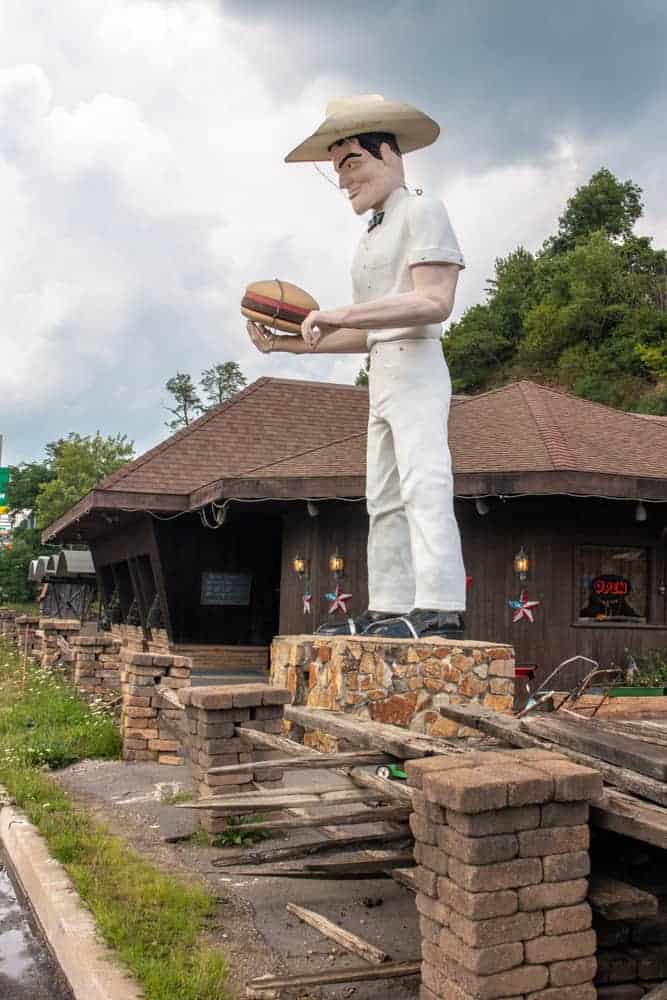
[363,609,465,640]
[315,609,395,637]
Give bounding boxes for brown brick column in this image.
[179,683,290,833]
[120,650,192,763]
[0,609,17,644]
[14,615,39,657]
[33,618,82,670]
[407,749,602,1000]
[70,634,121,696]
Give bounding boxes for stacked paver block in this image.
[33,618,81,671]
[120,649,192,764]
[14,615,39,657]
[0,608,17,644]
[179,683,290,834]
[70,634,122,696]
[147,628,170,655]
[271,635,516,749]
[406,748,602,1000]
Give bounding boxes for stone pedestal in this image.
[120,649,192,764]
[0,609,17,644]
[15,615,39,657]
[179,683,290,833]
[70,634,122,696]
[407,749,602,1000]
[33,618,81,670]
[271,634,515,750]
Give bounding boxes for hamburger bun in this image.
[241,279,319,335]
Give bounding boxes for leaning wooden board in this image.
[521,713,667,781]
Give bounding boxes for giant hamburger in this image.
[241,279,319,335]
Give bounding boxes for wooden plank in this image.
[207,750,395,776]
[592,789,667,851]
[437,702,667,807]
[235,726,316,754]
[212,830,410,868]
[304,852,415,874]
[346,767,413,804]
[285,705,463,759]
[286,903,389,965]
[588,877,658,921]
[227,806,412,833]
[248,960,421,991]
[391,868,417,893]
[520,714,667,780]
[178,789,388,813]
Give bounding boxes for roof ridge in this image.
[518,382,574,468]
[100,378,272,490]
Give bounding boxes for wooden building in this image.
[42,378,667,684]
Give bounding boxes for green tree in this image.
[6,461,55,515]
[442,168,667,413]
[545,167,643,254]
[0,527,43,603]
[164,373,202,430]
[200,362,247,408]
[354,357,369,387]
[36,433,134,529]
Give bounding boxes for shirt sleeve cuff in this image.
[407,246,466,269]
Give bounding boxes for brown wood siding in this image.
[279,496,667,687]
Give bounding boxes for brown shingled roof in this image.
[43,377,667,541]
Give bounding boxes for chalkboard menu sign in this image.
[200,571,252,606]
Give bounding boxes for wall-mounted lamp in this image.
[635,501,648,523]
[329,550,345,577]
[513,546,530,581]
[307,501,319,518]
[292,554,307,577]
[475,498,490,516]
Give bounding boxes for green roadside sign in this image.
[0,467,9,513]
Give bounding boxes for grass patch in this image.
[0,641,229,1000]
[628,649,667,688]
[160,789,194,806]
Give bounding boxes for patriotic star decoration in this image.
[325,583,353,615]
[509,590,541,623]
[302,592,312,615]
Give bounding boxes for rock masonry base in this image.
[271,634,516,749]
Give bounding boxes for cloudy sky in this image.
[1,0,666,464]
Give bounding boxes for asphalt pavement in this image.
[0,852,72,1000]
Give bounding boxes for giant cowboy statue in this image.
[247,94,466,640]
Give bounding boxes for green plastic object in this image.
[375,763,407,781]
[609,686,667,697]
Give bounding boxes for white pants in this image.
[366,339,466,614]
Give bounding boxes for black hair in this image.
[329,131,401,159]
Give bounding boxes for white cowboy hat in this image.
[284,94,440,163]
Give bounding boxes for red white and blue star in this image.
[325,583,353,615]
[509,590,540,623]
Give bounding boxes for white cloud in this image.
[0,1,664,464]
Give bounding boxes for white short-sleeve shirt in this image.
[351,186,465,349]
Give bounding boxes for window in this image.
[577,545,648,622]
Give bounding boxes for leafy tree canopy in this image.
[443,169,667,413]
[200,362,247,407]
[6,461,54,514]
[35,432,134,529]
[165,361,248,430]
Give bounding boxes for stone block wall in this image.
[33,618,81,671]
[407,748,602,1000]
[179,683,290,833]
[271,635,515,751]
[593,835,667,996]
[70,634,122,697]
[0,608,17,644]
[120,649,192,764]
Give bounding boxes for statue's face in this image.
[330,137,402,215]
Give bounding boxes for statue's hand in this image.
[302,310,340,351]
[246,320,275,354]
